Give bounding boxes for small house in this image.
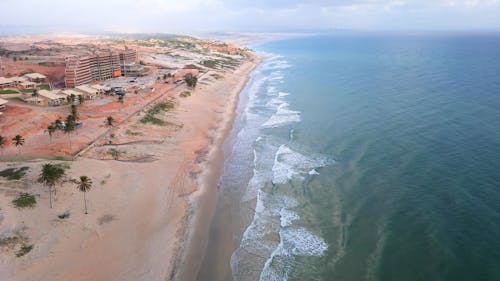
[0,77,14,89]
[24,73,47,83]
[19,81,36,89]
[38,90,66,106]
[91,84,111,95]
[76,85,99,100]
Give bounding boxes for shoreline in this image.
[172,57,261,281]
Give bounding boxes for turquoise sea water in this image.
[221,33,500,281]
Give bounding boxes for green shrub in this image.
[0,89,18,95]
[16,244,33,257]
[108,148,125,160]
[0,167,29,180]
[12,193,36,209]
[180,91,191,98]
[140,102,175,125]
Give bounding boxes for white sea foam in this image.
[279,208,299,227]
[309,169,320,175]
[262,102,301,128]
[272,145,330,185]
[259,217,328,281]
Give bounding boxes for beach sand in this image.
[0,58,259,281]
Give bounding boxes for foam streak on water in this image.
[231,53,333,281]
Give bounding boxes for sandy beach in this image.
[0,56,259,281]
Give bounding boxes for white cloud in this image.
[0,0,499,33]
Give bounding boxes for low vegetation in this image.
[140,101,175,125]
[108,148,126,160]
[0,89,18,95]
[0,167,29,180]
[58,212,70,219]
[16,244,33,257]
[12,193,36,209]
[180,91,191,98]
[210,73,224,80]
[0,234,32,258]
[184,74,198,88]
[125,130,143,136]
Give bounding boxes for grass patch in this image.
[0,236,21,247]
[0,234,32,257]
[16,244,33,257]
[39,84,51,90]
[140,101,174,125]
[0,89,18,95]
[180,91,191,98]
[183,64,203,70]
[12,193,36,209]
[0,167,29,180]
[202,60,218,68]
[210,73,224,80]
[20,89,34,93]
[108,148,126,160]
[125,130,143,136]
[7,97,24,102]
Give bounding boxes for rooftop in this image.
[0,77,14,84]
[24,73,47,80]
[61,89,82,97]
[76,85,98,94]
[0,98,8,106]
[38,89,63,100]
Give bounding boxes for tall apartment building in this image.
[65,50,138,88]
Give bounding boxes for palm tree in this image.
[78,95,84,105]
[71,104,78,120]
[106,116,114,126]
[76,176,92,214]
[12,135,24,155]
[32,89,39,97]
[55,118,63,130]
[0,135,6,155]
[118,95,124,103]
[38,163,65,208]
[64,115,75,151]
[46,124,56,144]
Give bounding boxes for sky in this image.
[0,0,500,34]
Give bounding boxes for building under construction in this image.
[65,50,139,88]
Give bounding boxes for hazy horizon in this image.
[1,0,500,35]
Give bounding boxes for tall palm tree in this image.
[55,118,63,130]
[38,163,65,208]
[71,104,78,121]
[64,115,75,151]
[76,176,92,214]
[0,135,6,155]
[12,135,25,155]
[46,124,56,144]
[78,95,84,105]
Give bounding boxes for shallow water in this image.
[218,33,500,281]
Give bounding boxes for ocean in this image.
[216,33,500,281]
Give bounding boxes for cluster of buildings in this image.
[0,73,47,90]
[65,49,146,88]
[0,48,149,113]
[25,84,111,106]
